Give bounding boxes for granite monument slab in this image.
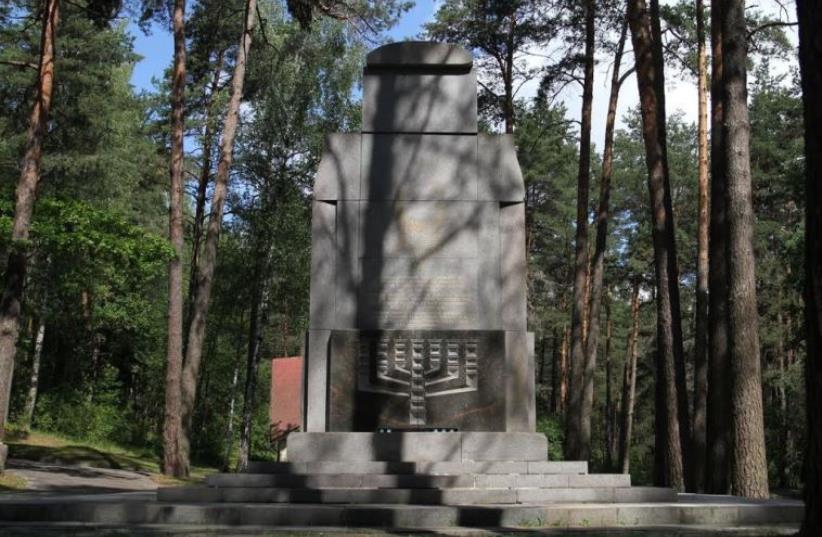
[305,41,534,434]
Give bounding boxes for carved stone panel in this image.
[328,330,506,431]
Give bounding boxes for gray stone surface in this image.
[314,133,361,201]
[366,42,473,68]
[505,331,535,432]
[204,470,632,492]
[500,202,527,331]
[355,201,501,331]
[334,201,359,329]
[568,474,632,488]
[360,200,480,258]
[287,432,462,463]
[360,134,477,200]
[0,494,805,529]
[308,202,336,329]
[460,432,546,461]
[307,41,533,432]
[478,134,526,202]
[527,460,589,474]
[247,459,565,475]
[362,71,478,134]
[614,486,678,503]
[304,330,330,432]
[286,432,548,462]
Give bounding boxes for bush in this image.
[34,391,132,446]
[536,414,565,461]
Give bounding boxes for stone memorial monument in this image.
[301,40,539,457]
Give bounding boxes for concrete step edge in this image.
[245,460,590,475]
[0,500,804,528]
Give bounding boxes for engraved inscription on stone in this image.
[358,336,480,425]
[362,201,481,259]
[359,259,480,329]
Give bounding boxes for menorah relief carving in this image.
[357,336,479,426]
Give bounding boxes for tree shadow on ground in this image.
[7,444,148,472]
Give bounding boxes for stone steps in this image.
[0,497,803,529]
[204,471,624,489]
[157,485,674,505]
[0,522,803,537]
[246,459,588,475]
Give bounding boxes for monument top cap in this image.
[366,41,473,69]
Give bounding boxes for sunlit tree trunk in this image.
[163,0,188,478]
[619,279,641,474]
[236,273,270,472]
[690,0,709,494]
[180,0,258,469]
[0,0,60,470]
[22,316,45,431]
[585,14,628,471]
[565,0,595,462]
[722,0,769,499]
[222,362,240,471]
[187,49,226,327]
[627,0,688,491]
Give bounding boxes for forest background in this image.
[0,0,811,508]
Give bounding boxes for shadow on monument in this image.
[302,41,528,521]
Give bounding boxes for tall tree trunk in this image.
[797,0,822,532]
[22,317,45,431]
[619,279,641,474]
[705,0,732,495]
[776,307,789,488]
[187,49,226,327]
[565,0,595,462]
[236,278,270,472]
[560,324,569,413]
[538,336,547,384]
[180,0,258,468]
[0,0,59,466]
[722,0,769,499]
[162,0,188,478]
[222,361,240,471]
[627,0,688,491]
[550,327,560,414]
[603,301,614,470]
[584,15,628,470]
[690,0,710,494]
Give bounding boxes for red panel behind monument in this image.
[270,356,303,440]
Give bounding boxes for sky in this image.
[127,0,798,151]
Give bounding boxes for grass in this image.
[4,426,214,486]
[0,471,27,491]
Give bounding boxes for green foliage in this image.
[425,0,567,129]
[748,65,805,489]
[536,415,565,462]
[34,390,127,446]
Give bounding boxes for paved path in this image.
[2,458,158,495]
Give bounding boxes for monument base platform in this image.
[0,492,803,533]
[285,431,548,462]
